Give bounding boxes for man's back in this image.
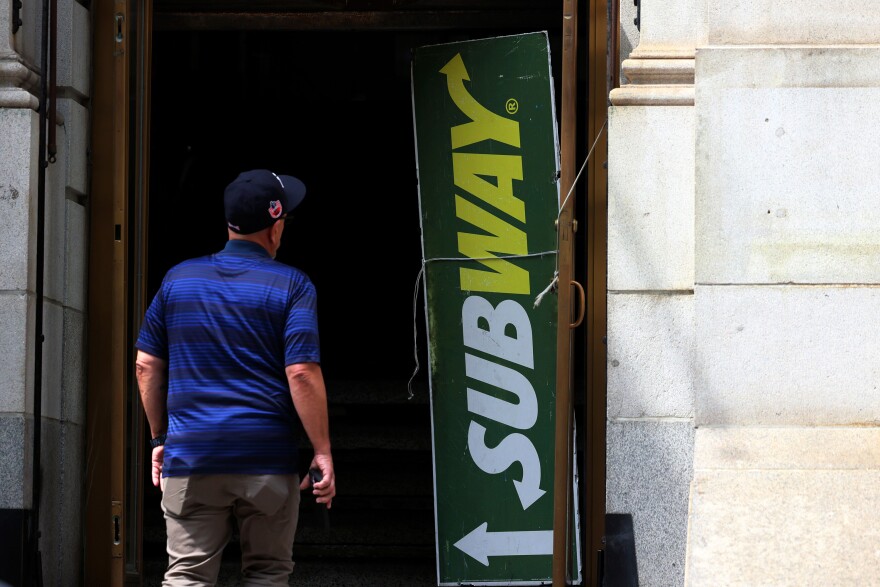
[137,239,320,476]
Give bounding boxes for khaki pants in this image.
[161,474,301,587]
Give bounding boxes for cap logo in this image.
[268,200,283,219]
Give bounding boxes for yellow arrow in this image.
[440,53,520,150]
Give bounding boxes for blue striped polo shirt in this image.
[136,239,320,477]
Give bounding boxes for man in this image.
[135,169,335,586]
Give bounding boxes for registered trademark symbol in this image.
[506,99,519,115]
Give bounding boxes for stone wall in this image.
[0,0,91,585]
[606,0,703,584]
[608,1,880,585]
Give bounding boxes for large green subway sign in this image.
[412,32,570,585]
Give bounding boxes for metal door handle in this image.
[570,280,585,329]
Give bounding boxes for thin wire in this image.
[407,265,425,400]
[533,274,558,308]
[533,118,608,309]
[558,118,608,229]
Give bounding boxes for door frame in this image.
[84,3,607,585]
[85,0,152,584]
[84,0,129,581]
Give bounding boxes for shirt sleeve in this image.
[136,279,169,360]
[284,276,321,366]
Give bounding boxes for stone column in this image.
[0,5,41,585]
[605,1,706,584]
[0,1,90,585]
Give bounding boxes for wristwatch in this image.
[150,433,167,449]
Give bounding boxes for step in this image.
[322,425,431,452]
[144,508,436,565]
[143,467,436,552]
[142,557,438,587]
[326,379,430,405]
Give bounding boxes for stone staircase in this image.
[141,379,438,586]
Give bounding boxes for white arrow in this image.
[468,422,546,509]
[453,522,553,566]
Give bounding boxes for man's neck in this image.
[227,229,274,257]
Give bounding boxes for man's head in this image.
[224,169,306,235]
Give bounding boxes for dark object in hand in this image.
[307,467,330,528]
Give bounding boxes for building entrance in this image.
[141,24,562,585]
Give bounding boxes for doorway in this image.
[142,23,566,585]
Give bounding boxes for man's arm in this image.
[136,350,168,487]
[286,362,336,508]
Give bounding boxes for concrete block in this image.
[0,292,34,414]
[44,123,68,305]
[608,293,695,419]
[696,47,880,285]
[708,0,880,45]
[41,300,63,421]
[695,285,880,426]
[62,307,86,425]
[688,469,880,586]
[37,416,61,535]
[618,0,639,84]
[697,46,880,90]
[0,413,30,509]
[64,199,87,311]
[57,99,88,196]
[60,421,84,583]
[57,0,91,98]
[0,0,12,53]
[607,419,695,587]
[686,427,880,587]
[13,0,42,70]
[636,0,707,56]
[609,106,695,291]
[38,419,84,587]
[0,108,38,291]
[693,426,880,471]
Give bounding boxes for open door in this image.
[85,0,152,584]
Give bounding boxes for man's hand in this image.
[287,362,335,508]
[301,453,335,508]
[151,445,165,489]
[136,349,169,492]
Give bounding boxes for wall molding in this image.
[611,54,695,106]
[0,53,40,110]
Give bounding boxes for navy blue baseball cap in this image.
[224,169,307,234]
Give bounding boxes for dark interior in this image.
[144,20,571,585]
[147,30,433,380]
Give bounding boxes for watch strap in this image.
[150,433,167,449]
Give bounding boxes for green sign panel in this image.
[412,32,578,585]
